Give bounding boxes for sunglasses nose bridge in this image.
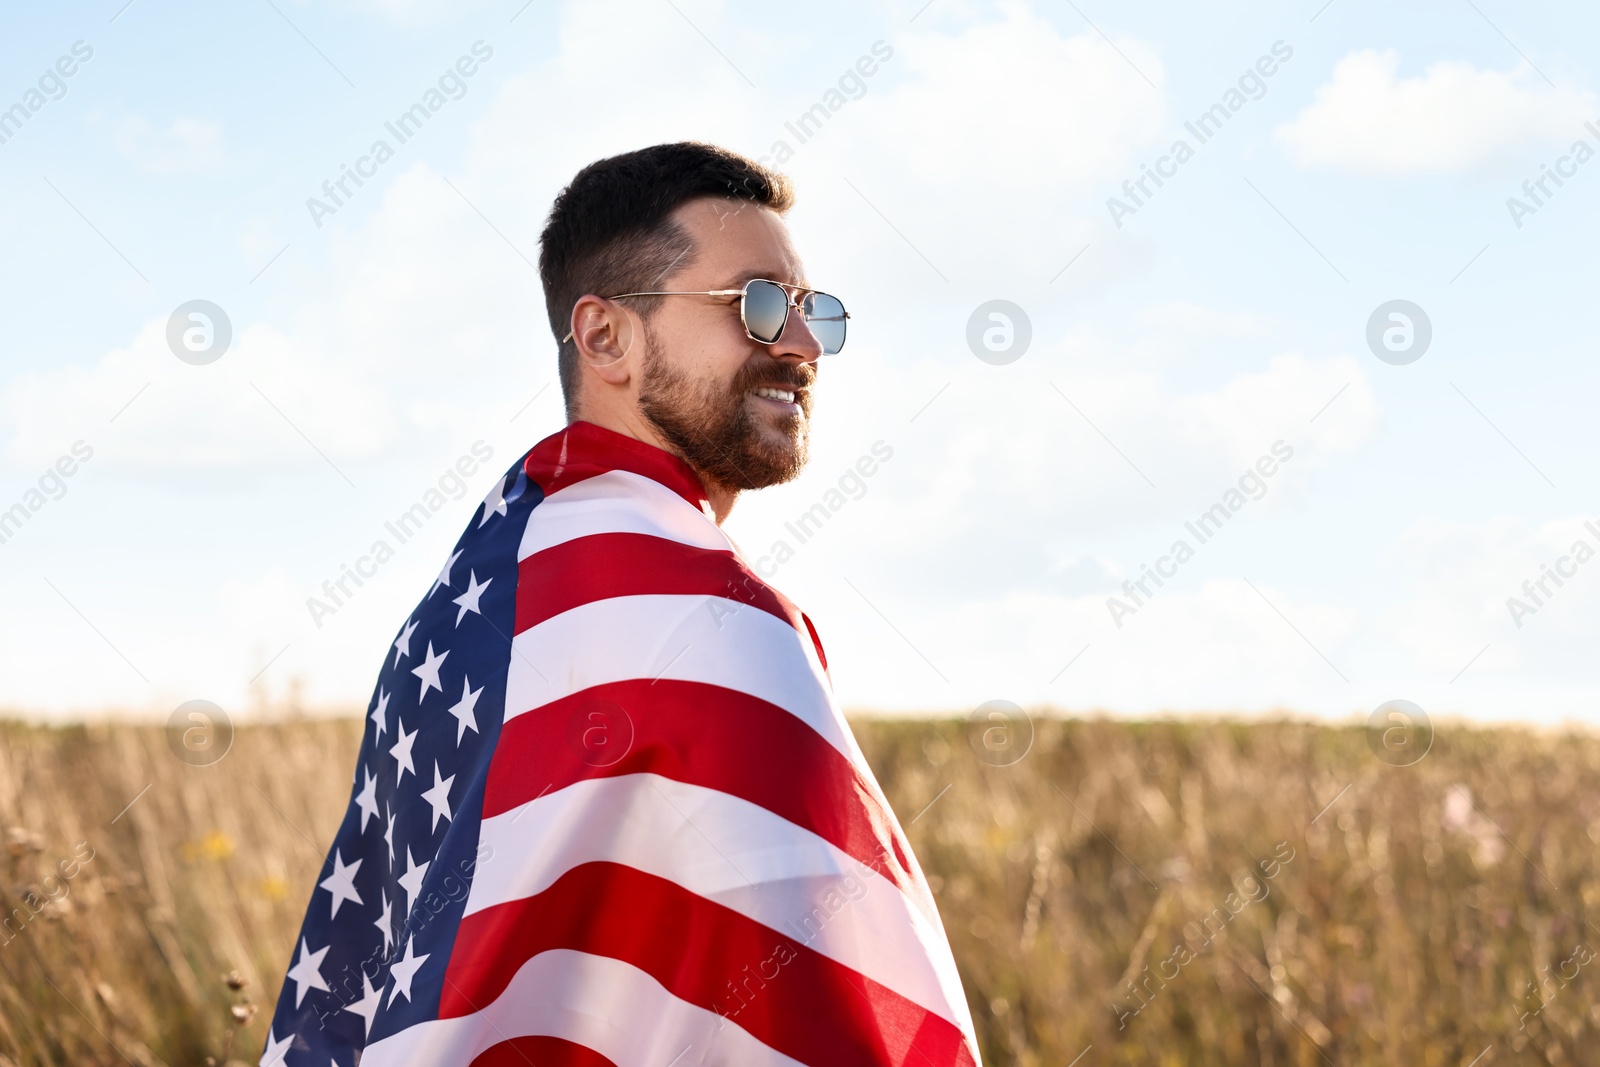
[770,299,824,361]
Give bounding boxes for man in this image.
[261,142,980,1066]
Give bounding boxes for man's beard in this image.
[636,330,814,492]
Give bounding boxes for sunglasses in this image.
[563,278,849,355]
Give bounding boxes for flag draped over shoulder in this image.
[261,419,981,1066]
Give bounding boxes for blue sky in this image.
[3,0,1599,727]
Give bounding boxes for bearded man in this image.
[261,141,980,1066]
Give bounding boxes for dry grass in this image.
[0,715,1596,1065]
[0,719,356,1065]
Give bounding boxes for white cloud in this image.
[820,577,1366,718]
[1275,50,1597,173]
[0,162,547,484]
[1137,301,1269,340]
[819,511,1600,724]
[1,316,392,482]
[818,2,1168,294]
[1379,514,1600,675]
[854,2,1166,190]
[726,335,1380,616]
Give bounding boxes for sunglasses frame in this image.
[562,278,849,354]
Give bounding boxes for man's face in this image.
[634,197,823,491]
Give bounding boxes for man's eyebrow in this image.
[716,270,812,290]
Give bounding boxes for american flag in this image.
[261,420,981,1066]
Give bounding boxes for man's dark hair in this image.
[538,142,795,418]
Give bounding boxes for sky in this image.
[2,0,1598,729]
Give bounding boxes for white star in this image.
[354,767,379,832]
[344,970,383,1037]
[388,936,431,1006]
[389,718,418,786]
[430,548,463,598]
[384,804,396,866]
[391,618,418,668]
[420,761,456,832]
[285,937,330,1008]
[447,675,483,745]
[397,846,430,907]
[370,687,390,740]
[411,641,448,700]
[451,570,492,626]
[478,475,509,527]
[373,888,394,954]
[318,849,363,919]
[261,1026,293,1066]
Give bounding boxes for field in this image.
[0,714,1596,1065]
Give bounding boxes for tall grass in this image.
[0,715,1595,1064]
[0,719,355,1065]
[863,717,1600,1065]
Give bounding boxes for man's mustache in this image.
[733,359,815,393]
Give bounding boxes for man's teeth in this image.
[752,386,796,403]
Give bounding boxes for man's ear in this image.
[569,294,636,386]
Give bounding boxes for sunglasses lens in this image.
[803,291,848,355]
[742,280,790,344]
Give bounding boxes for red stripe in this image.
[801,610,829,673]
[442,862,976,1067]
[514,533,793,634]
[482,678,917,902]
[469,1036,617,1067]
[524,420,711,513]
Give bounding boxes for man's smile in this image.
[750,384,802,413]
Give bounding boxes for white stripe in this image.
[519,469,732,561]
[505,593,847,757]
[465,773,974,1033]
[359,948,804,1067]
